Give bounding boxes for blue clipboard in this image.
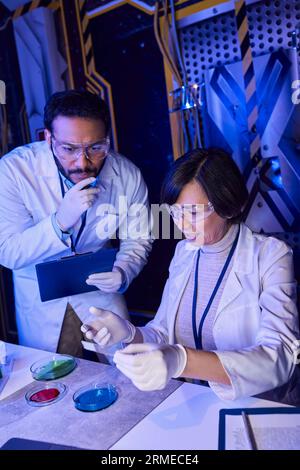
[218,407,300,450]
[36,248,118,302]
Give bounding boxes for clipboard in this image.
[218,407,300,450]
[35,248,117,302]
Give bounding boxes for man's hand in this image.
[56,177,99,231]
[86,267,123,293]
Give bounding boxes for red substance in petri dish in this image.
[29,388,60,403]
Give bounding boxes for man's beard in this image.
[53,156,100,183]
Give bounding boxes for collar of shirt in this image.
[184,224,239,254]
[200,223,239,254]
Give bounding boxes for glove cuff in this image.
[55,212,72,234]
[172,344,188,378]
[124,321,136,344]
[112,266,127,293]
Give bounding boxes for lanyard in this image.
[192,226,240,350]
[58,174,87,254]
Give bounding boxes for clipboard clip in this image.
[60,251,93,260]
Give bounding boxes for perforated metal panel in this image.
[179,0,300,236]
[180,0,300,85]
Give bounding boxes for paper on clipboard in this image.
[219,407,300,450]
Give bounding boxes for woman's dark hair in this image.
[161,148,249,224]
[44,90,111,134]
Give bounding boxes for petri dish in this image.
[25,382,67,407]
[73,383,118,412]
[30,354,77,380]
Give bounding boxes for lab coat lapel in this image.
[169,242,199,313]
[91,152,120,206]
[33,142,63,210]
[215,270,243,318]
[97,151,120,191]
[214,224,254,321]
[36,141,58,178]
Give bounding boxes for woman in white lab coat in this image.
[82,148,299,402]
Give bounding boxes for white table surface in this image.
[0,343,53,401]
[0,342,291,450]
[111,381,291,450]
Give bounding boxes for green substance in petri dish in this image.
[34,359,75,380]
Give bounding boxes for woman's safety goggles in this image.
[166,202,214,222]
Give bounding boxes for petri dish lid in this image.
[25,382,67,407]
[73,383,118,412]
[30,354,77,380]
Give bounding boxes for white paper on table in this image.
[224,412,300,450]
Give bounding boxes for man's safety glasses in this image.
[51,135,110,162]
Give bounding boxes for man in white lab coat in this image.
[0,90,153,356]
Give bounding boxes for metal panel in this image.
[179,0,300,234]
[180,0,300,83]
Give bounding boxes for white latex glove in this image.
[56,177,100,231]
[81,306,136,347]
[86,267,123,293]
[113,343,187,391]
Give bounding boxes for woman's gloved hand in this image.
[113,343,187,391]
[86,267,123,293]
[81,306,136,347]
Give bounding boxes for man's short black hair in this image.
[44,90,111,134]
[161,148,249,224]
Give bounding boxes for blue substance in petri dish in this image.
[74,385,118,412]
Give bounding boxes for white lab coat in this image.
[141,223,299,400]
[0,141,152,352]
